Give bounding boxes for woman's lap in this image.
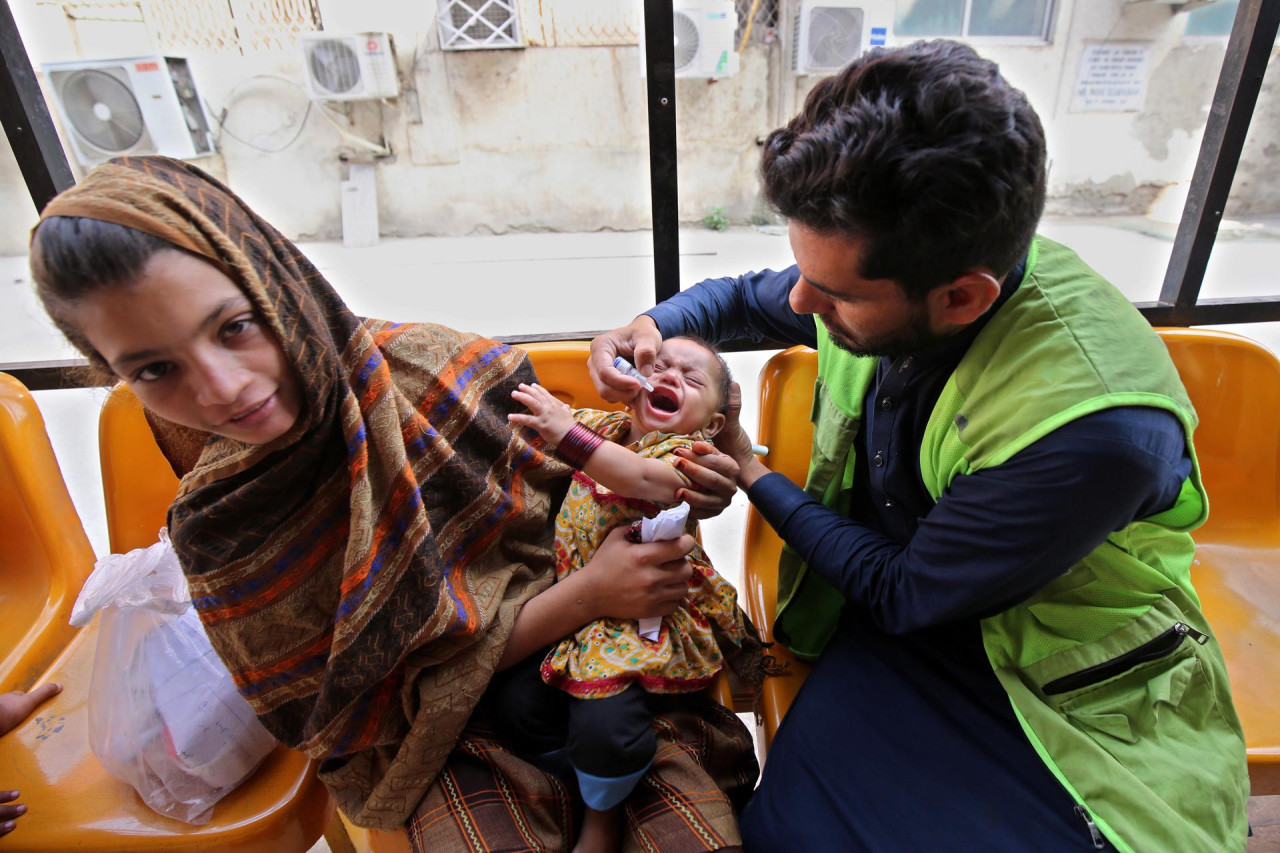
[407,697,757,852]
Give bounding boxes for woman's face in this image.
[68,249,305,445]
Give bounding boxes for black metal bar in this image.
[0,0,74,211]
[1158,0,1280,309]
[3,331,801,390]
[643,0,680,303]
[16,293,1280,391]
[1136,297,1280,328]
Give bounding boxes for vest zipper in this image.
[1042,622,1209,696]
[1074,805,1106,849]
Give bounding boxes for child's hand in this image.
[509,383,576,444]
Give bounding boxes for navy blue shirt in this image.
[646,264,1190,851]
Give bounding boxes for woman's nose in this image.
[789,277,829,315]
[191,355,251,407]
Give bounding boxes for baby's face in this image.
[630,337,726,438]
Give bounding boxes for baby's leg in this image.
[483,649,571,774]
[566,686,656,853]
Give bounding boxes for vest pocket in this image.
[1048,625,1242,844]
[1043,622,1205,697]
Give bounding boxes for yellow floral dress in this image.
[540,408,750,699]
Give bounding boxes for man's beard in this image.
[820,311,947,359]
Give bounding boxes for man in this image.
[590,40,1248,851]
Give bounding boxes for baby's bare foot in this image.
[573,805,622,853]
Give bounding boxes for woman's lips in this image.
[227,393,276,428]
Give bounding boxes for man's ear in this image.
[929,270,1002,330]
[702,412,726,439]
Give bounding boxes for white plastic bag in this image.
[637,502,692,641]
[70,530,276,824]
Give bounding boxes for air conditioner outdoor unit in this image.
[437,0,524,50]
[676,0,740,77]
[641,0,740,79]
[42,56,215,168]
[793,0,894,76]
[300,32,399,101]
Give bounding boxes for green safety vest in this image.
[774,236,1249,851]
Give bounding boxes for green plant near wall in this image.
[703,207,729,231]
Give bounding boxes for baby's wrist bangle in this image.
[555,424,605,469]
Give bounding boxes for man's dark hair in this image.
[761,39,1047,301]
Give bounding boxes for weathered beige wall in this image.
[2,0,1277,255]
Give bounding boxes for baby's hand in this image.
[509,383,576,444]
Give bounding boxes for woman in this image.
[30,156,758,850]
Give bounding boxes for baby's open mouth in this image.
[649,387,679,413]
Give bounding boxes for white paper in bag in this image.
[637,502,691,641]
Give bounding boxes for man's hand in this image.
[0,683,60,737]
[589,315,664,403]
[713,381,772,489]
[673,442,740,520]
[509,383,576,444]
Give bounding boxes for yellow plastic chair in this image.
[741,332,1280,795]
[0,373,95,693]
[99,381,180,554]
[0,380,334,851]
[739,347,816,750]
[1159,328,1280,795]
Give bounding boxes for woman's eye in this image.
[222,315,252,335]
[222,316,257,338]
[134,361,175,382]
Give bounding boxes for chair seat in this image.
[0,618,332,851]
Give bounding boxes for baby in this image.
[497,335,752,852]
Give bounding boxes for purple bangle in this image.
[554,423,605,469]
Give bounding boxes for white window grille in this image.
[38,0,322,55]
[510,0,774,50]
[436,0,524,50]
[894,0,1053,43]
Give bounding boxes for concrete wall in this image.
[2,0,1277,255]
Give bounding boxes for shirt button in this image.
[898,357,914,373]
[884,498,895,507]
[880,396,893,411]
[872,451,885,468]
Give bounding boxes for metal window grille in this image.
[39,0,322,55]
[520,0,640,47]
[735,0,779,45]
[437,0,524,50]
[515,0,777,49]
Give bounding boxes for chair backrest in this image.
[0,374,96,691]
[740,347,818,747]
[1158,328,1280,536]
[99,383,180,554]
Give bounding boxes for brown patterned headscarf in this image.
[38,156,568,829]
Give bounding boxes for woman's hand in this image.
[496,526,696,670]
[576,525,696,619]
[508,383,575,444]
